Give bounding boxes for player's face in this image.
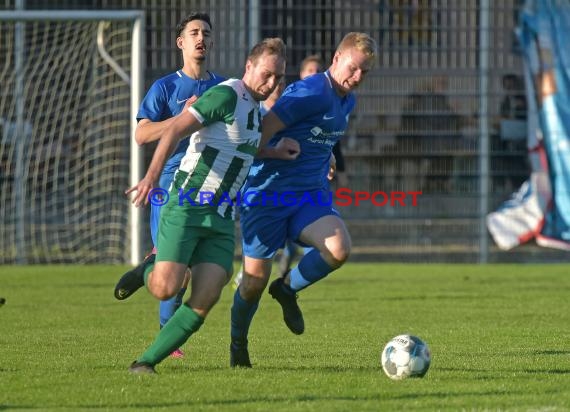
[330,48,374,95]
[245,52,286,101]
[177,19,213,61]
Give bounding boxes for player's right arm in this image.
[135,97,197,145]
[126,108,203,206]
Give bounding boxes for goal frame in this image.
[0,10,145,264]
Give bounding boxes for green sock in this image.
[138,304,204,365]
[143,263,154,287]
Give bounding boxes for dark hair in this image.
[176,12,212,37]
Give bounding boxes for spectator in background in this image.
[398,75,466,192]
[494,73,528,192]
[499,73,527,121]
[299,54,323,79]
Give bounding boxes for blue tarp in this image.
[488,0,570,250]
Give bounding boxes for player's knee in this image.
[149,285,177,301]
[148,277,179,300]
[325,242,351,268]
[148,264,186,300]
[239,275,266,301]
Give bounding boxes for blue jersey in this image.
[137,70,225,175]
[244,71,355,193]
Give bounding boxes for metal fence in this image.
[1,0,566,262]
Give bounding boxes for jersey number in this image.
[247,109,262,132]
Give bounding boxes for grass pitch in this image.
[0,263,569,411]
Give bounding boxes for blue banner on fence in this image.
[488,0,570,250]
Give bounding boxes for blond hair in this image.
[336,32,377,59]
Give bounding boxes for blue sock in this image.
[230,289,259,345]
[289,248,334,291]
[159,287,187,327]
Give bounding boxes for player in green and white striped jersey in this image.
[117,38,300,374]
[174,76,266,220]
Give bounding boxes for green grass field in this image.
[1,263,569,411]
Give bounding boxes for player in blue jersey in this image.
[114,12,224,359]
[300,54,349,187]
[276,54,326,277]
[230,32,377,366]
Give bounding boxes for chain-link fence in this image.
[2,0,566,262]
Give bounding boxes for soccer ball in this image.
[381,334,431,380]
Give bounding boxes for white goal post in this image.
[0,10,144,264]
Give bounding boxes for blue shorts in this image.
[150,171,175,247]
[240,189,339,259]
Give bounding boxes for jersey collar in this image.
[324,70,334,90]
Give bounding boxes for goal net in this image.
[0,11,144,264]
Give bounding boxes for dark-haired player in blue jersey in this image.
[114,12,224,359]
[230,32,377,367]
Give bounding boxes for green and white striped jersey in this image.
[174,78,262,218]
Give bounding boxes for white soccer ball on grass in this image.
[381,334,431,380]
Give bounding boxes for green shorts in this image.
[156,196,235,274]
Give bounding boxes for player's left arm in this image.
[135,96,198,145]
